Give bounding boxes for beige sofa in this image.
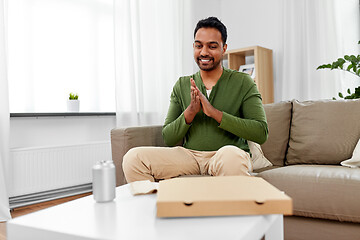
[111,99,360,240]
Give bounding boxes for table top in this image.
[8,184,282,240]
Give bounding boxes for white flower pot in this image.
[67,100,80,112]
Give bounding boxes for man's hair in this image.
[194,17,227,45]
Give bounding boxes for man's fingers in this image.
[191,86,200,96]
[190,78,203,96]
[198,92,208,104]
[190,78,197,88]
[190,87,196,100]
[192,86,200,94]
[190,78,202,108]
[196,88,201,95]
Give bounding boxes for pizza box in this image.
[156,176,292,217]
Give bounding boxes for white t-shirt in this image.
[206,88,212,97]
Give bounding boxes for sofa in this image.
[111,99,360,240]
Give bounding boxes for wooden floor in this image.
[0,192,92,240]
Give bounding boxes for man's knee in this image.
[123,147,161,182]
[122,147,152,180]
[209,145,251,176]
[216,145,248,160]
[122,147,139,173]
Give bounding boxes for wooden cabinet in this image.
[223,46,274,104]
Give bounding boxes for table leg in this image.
[264,215,283,240]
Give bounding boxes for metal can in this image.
[92,160,116,202]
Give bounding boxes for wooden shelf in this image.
[224,46,274,104]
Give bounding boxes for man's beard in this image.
[196,57,222,71]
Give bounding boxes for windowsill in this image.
[10,112,116,118]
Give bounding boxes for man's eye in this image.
[210,46,217,49]
[195,44,202,48]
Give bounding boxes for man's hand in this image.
[191,79,223,124]
[184,78,201,124]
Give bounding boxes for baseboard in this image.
[9,183,92,209]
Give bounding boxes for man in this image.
[123,17,268,183]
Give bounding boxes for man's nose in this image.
[200,46,209,56]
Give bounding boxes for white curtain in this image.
[333,0,360,95]
[114,0,192,127]
[280,0,360,101]
[0,0,11,222]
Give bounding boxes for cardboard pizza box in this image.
[156,176,292,217]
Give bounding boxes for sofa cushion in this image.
[286,99,360,165]
[258,165,360,223]
[261,101,292,166]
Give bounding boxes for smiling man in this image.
[122,17,268,183]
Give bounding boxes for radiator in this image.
[9,141,112,207]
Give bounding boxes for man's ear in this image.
[222,44,227,54]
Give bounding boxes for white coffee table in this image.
[7,184,283,240]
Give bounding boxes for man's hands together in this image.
[184,78,223,124]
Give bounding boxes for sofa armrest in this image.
[111,125,166,186]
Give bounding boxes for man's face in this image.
[193,27,227,72]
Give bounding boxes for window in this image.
[8,0,115,112]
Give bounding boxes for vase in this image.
[67,100,80,112]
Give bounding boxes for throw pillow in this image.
[248,141,273,170]
[261,101,292,166]
[341,138,360,168]
[286,99,360,165]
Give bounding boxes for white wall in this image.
[219,0,283,101]
[218,0,283,51]
[191,0,221,25]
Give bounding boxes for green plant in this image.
[69,92,79,100]
[317,40,360,99]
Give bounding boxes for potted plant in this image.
[67,92,80,112]
[317,41,360,99]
